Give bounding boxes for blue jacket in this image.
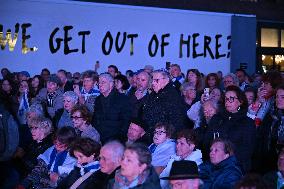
[200,156,243,189]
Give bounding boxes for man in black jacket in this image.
[92,73,131,144]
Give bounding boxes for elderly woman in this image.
[108,143,161,189]
[13,116,54,179]
[222,73,239,90]
[54,91,78,129]
[181,82,198,109]
[149,123,176,174]
[203,85,256,173]
[160,129,202,189]
[200,138,243,189]
[57,137,102,189]
[71,104,100,143]
[20,127,77,189]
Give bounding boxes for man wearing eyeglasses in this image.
[141,69,187,136]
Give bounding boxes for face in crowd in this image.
[153,126,168,145]
[225,91,241,113]
[127,123,145,142]
[152,72,169,93]
[120,149,147,182]
[176,137,195,159]
[209,141,230,165]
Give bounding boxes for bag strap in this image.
[70,171,94,189]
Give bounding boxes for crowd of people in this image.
[0,64,283,189]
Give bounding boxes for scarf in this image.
[81,87,100,101]
[149,143,157,153]
[79,161,100,176]
[48,148,68,173]
[113,169,149,189]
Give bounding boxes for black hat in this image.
[48,74,61,86]
[161,160,199,180]
[130,117,147,131]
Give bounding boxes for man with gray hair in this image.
[91,141,125,189]
[142,69,187,136]
[92,73,131,143]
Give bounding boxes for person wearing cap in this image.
[141,69,188,135]
[161,160,202,189]
[32,74,63,118]
[126,118,151,146]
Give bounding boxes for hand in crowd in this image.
[49,172,59,183]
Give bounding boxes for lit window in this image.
[261,28,279,47]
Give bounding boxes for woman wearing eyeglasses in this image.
[202,85,256,173]
[71,104,100,143]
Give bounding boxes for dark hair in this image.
[126,70,134,77]
[244,87,257,100]
[225,85,248,110]
[41,68,50,75]
[211,138,234,156]
[236,68,247,76]
[71,104,92,125]
[58,69,67,76]
[262,70,283,89]
[82,70,99,82]
[30,75,45,97]
[54,127,77,147]
[185,69,202,91]
[234,173,268,189]
[177,129,197,146]
[126,143,152,168]
[108,65,119,73]
[70,137,101,158]
[114,74,130,90]
[154,122,175,138]
[205,73,220,88]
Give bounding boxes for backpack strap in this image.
[69,171,94,189]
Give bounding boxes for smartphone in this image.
[204,88,210,100]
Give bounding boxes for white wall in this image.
[0,0,233,76]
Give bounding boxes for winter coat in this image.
[202,109,256,173]
[200,156,243,189]
[32,88,63,118]
[252,109,284,174]
[56,165,107,189]
[92,89,131,144]
[141,83,187,133]
[108,166,161,189]
[14,134,53,178]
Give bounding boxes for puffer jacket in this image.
[202,109,256,173]
[200,156,243,189]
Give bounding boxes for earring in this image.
[237,106,241,111]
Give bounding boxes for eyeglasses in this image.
[225,96,238,103]
[71,116,83,120]
[154,130,167,135]
[223,80,233,84]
